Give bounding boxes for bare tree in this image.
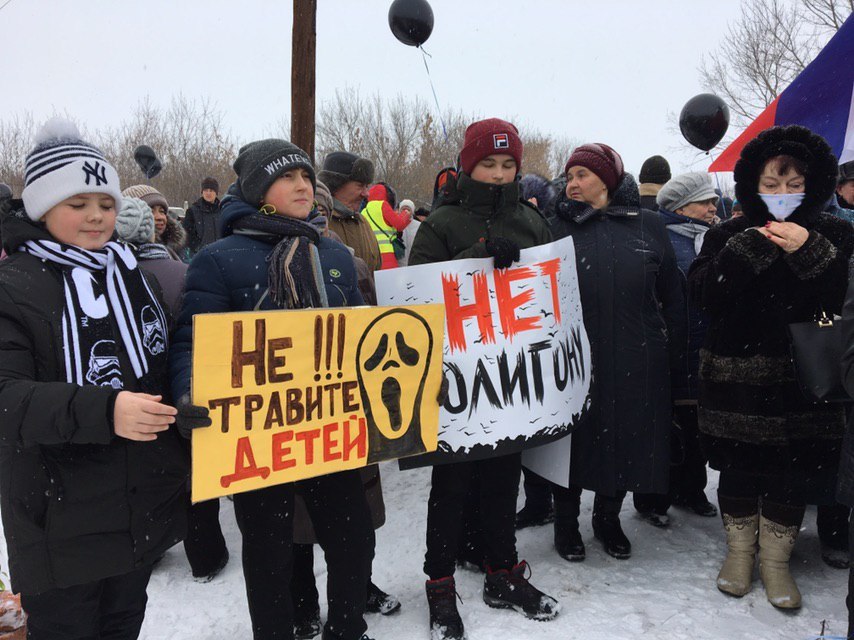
[700,0,851,124]
[317,89,577,207]
[98,95,238,206]
[0,112,37,195]
[0,97,238,207]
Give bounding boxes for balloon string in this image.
[419,45,449,143]
[706,148,731,218]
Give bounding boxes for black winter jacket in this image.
[408,173,552,266]
[183,196,221,255]
[548,174,685,495]
[170,191,364,401]
[0,211,188,595]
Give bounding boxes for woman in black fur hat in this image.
[688,125,854,610]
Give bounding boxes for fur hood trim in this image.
[734,125,839,228]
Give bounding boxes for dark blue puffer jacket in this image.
[169,190,364,399]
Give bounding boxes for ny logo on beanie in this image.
[493,133,509,149]
[83,161,108,187]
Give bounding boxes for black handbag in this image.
[788,309,851,403]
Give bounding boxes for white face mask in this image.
[759,193,805,221]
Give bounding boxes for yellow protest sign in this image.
[191,305,445,502]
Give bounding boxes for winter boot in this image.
[592,493,631,559]
[426,576,465,640]
[516,503,555,529]
[366,581,401,615]
[685,494,718,517]
[482,561,560,621]
[634,492,671,528]
[516,469,554,529]
[294,608,321,640]
[554,491,585,562]
[758,515,801,609]
[192,548,229,583]
[716,513,758,597]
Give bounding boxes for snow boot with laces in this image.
[426,576,465,640]
[365,581,401,615]
[482,561,560,621]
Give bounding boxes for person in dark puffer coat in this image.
[688,125,854,610]
[169,139,374,640]
[409,118,559,640]
[0,119,188,640]
[182,177,221,257]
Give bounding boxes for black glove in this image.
[485,237,521,269]
[176,393,212,439]
[437,372,450,406]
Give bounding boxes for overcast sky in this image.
[0,0,745,177]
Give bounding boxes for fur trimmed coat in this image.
[549,174,685,495]
[158,215,187,261]
[688,126,853,500]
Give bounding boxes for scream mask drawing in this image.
[356,309,435,463]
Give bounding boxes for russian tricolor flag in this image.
[709,14,854,172]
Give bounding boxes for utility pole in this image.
[291,0,317,162]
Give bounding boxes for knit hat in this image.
[656,172,718,212]
[233,139,316,207]
[399,198,415,213]
[317,152,375,197]
[116,197,155,245]
[564,143,625,192]
[840,160,854,184]
[459,118,523,175]
[315,180,334,213]
[201,176,220,193]
[639,155,671,185]
[122,184,169,212]
[22,117,122,221]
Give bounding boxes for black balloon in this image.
[388,0,434,47]
[679,94,730,152]
[133,144,162,179]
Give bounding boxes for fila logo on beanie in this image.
[459,118,523,175]
[22,117,122,221]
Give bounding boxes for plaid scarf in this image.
[232,212,329,309]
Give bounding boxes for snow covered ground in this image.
[135,463,849,640]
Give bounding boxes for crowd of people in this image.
[0,114,853,640]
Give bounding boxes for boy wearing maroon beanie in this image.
[408,118,559,640]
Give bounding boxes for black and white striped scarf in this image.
[20,239,168,388]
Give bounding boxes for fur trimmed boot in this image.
[716,513,758,597]
[758,515,801,609]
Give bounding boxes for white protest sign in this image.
[376,236,591,467]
